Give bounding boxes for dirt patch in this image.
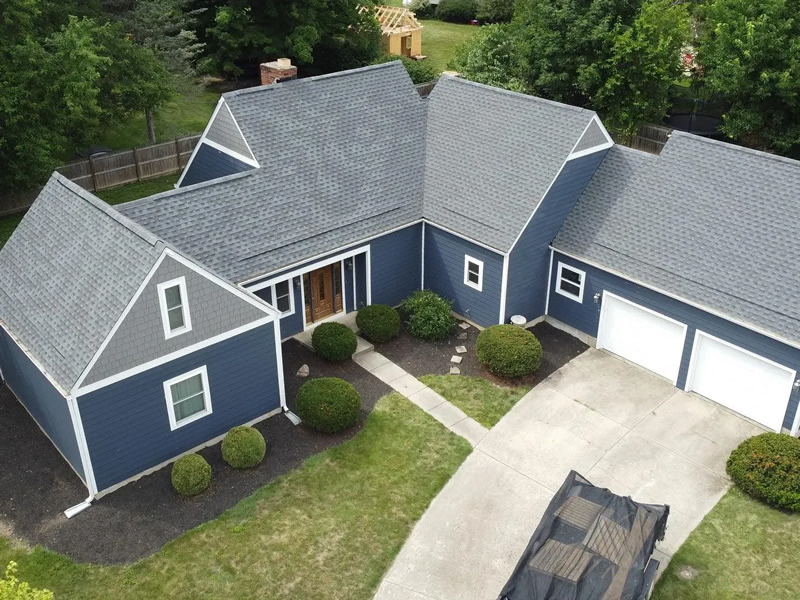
[375,320,588,389]
[0,339,389,565]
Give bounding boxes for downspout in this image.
[64,393,98,517]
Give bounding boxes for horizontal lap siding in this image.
[0,328,84,480]
[505,151,608,323]
[424,226,503,327]
[549,252,800,430]
[79,322,281,491]
[179,143,252,187]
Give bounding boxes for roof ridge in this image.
[668,130,800,169]
[118,169,257,209]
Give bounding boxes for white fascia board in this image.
[423,220,507,256]
[0,320,71,396]
[551,246,800,354]
[498,254,509,324]
[224,102,259,164]
[202,138,260,169]
[176,97,225,188]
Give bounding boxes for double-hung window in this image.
[158,277,192,338]
[464,255,484,291]
[260,279,294,316]
[164,366,212,430]
[555,262,586,303]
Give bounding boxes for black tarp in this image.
[498,471,669,600]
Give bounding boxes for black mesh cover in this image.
[498,471,669,600]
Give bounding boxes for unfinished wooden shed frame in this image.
[372,5,423,58]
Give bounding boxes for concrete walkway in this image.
[355,350,489,447]
[374,349,765,600]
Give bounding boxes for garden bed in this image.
[0,339,389,564]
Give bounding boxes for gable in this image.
[79,253,270,388]
[178,143,254,188]
[571,118,611,155]
[205,102,255,161]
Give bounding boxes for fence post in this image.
[88,155,98,191]
[175,137,182,169]
[133,147,142,182]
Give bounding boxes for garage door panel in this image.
[597,294,686,383]
[688,333,794,432]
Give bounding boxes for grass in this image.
[652,487,800,600]
[0,175,177,249]
[0,393,472,600]
[420,374,528,428]
[419,19,478,74]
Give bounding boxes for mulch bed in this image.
[0,339,389,565]
[376,320,588,388]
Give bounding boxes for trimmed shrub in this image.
[372,54,436,84]
[311,322,358,361]
[296,377,361,433]
[356,304,401,343]
[437,0,478,23]
[401,290,455,341]
[476,324,543,377]
[727,433,800,511]
[171,454,212,497]
[410,0,436,18]
[222,426,266,469]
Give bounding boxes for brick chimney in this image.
[260,58,297,85]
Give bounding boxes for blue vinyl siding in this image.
[78,322,281,491]
[179,143,252,187]
[424,225,504,327]
[247,223,422,337]
[504,150,608,323]
[0,328,84,480]
[548,252,800,431]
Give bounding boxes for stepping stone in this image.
[457,332,468,340]
[450,355,463,364]
[450,366,461,375]
[296,364,309,377]
[455,345,467,354]
[459,322,470,330]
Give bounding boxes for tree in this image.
[0,561,53,600]
[477,0,514,23]
[594,0,690,135]
[449,24,525,91]
[200,0,382,78]
[697,0,800,153]
[373,55,437,84]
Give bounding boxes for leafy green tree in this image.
[594,0,690,135]
[697,0,800,153]
[0,561,53,600]
[200,0,381,78]
[477,0,514,23]
[373,55,437,84]
[449,24,525,91]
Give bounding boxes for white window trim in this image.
[163,366,212,431]
[464,255,484,292]
[265,278,295,317]
[555,262,585,303]
[157,276,193,339]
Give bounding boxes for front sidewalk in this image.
[374,349,765,600]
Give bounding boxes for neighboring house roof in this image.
[119,63,601,283]
[118,62,427,283]
[0,173,164,391]
[422,77,596,251]
[554,132,800,346]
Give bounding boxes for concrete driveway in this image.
[375,348,765,600]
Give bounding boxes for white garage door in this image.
[686,332,795,431]
[597,292,687,383]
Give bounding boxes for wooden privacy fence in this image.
[57,135,200,193]
[614,124,672,155]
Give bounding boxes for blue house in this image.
[2,61,799,509]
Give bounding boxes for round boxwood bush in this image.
[171,454,212,497]
[222,425,266,469]
[476,324,543,377]
[296,377,361,433]
[401,290,455,341]
[726,433,800,511]
[311,322,358,361]
[356,304,401,343]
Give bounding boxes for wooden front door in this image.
[304,263,343,323]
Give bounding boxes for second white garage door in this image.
[597,292,687,383]
[686,332,795,432]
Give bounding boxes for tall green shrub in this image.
[437,0,478,23]
[727,433,800,511]
[401,290,455,340]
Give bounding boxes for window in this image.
[464,255,483,291]
[555,262,585,302]
[163,366,212,430]
[274,280,292,313]
[157,277,192,339]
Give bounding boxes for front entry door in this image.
[304,263,343,323]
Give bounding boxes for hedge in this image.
[476,324,543,377]
[727,432,800,511]
[401,290,455,341]
[171,454,212,496]
[356,304,401,343]
[222,425,266,469]
[296,377,361,433]
[312,322,358,361]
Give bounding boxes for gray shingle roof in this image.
[119,62,427,283]
[204,102,255,160]
[422,77,596,251]
[554,132,800,345]
[0,174,163,391]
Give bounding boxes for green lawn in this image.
[652,487,800,600]
[420,374,528,428]
[0,175,177,249]
[420,19,478,74]
[0,393,472,600]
